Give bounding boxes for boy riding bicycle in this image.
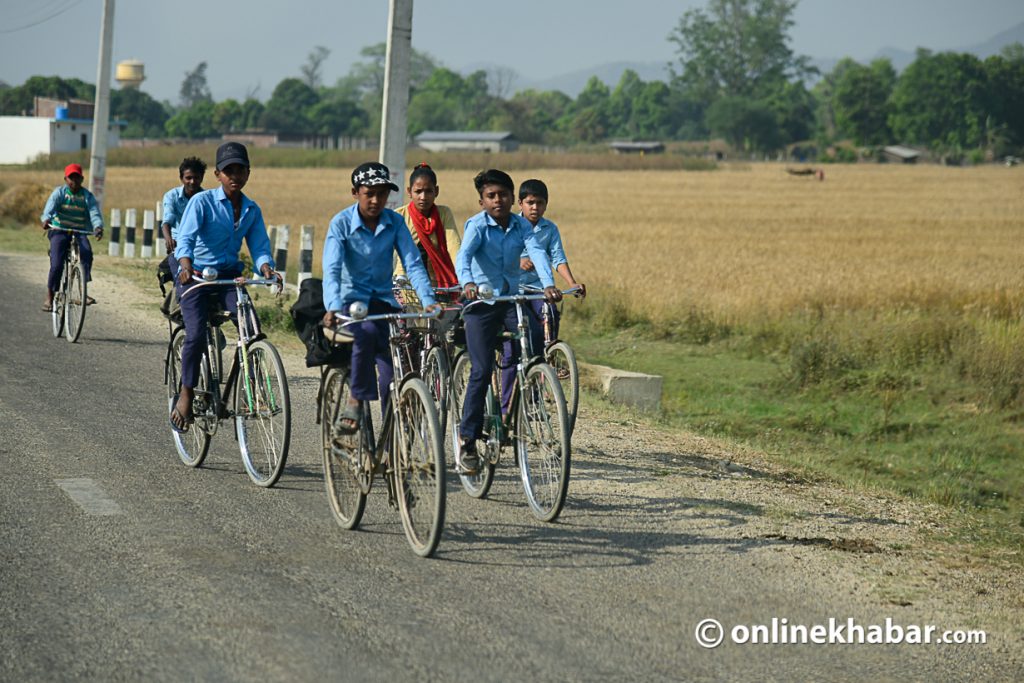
[169,142,279,433]
[321,161,440,435]
[40,163,104,312]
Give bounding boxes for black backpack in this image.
[289,278,351,368]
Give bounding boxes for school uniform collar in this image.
[483,212,516,233]
[353,206,396,236]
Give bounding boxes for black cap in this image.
[216,141,250,171]
[351,161,399,192]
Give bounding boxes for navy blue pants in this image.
[349,300,399,409]
[460,302,519,442]
[47,232,93,290]
[169,259,240,389]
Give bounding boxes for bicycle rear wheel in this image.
[449,351,495,498]
[517,362,571,522]
[64,264,87,343]
[235,340,291,487]
[393,378,445,558]
[321,368,368,529]
[545,341,579,434]
[168,328,212,467]
[51,269,66,338]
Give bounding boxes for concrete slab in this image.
[583,363,663,411]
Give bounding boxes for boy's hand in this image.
[322,311,337,327]
[41,221,50,231]
[463,283,478,301]
[177,259,194,285]
[544,286,562,303]
[260,264,280,283]
[93,227,103,241]
[573,282,587,298]
[165,237,176,254]
[424,303,442,314]
[520,257,535,272]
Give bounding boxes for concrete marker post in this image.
[298,224,314,286]
[141,209,154,259]
[108,208,121,256]
[154,200,165,257]
[274,224,290,288]
[124,208,136,258]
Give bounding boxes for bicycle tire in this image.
[450,351,495,498]
[517,361,571,522]
[545,341,579,434]
[169,328,212,467]
[393,377,446,557]
[235,340,291,488]
[51,268,66,338]
[422,344,450,440]
[321,368,369,529]
[64,263,87,343]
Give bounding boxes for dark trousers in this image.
[349,300,399,408]
[169,259,240,389]
[523,298,559,358]
[47,232,93,290]
[460,302,519,441]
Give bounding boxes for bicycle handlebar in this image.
[180,274,281,298]
[46,227,96,236]
[329,307,442,328]
[522,285,585,298]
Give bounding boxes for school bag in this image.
[289,277,351,367]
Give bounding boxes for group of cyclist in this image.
[44,141,586,477]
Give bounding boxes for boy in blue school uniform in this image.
[168,142,279,433]
[321,161,439,434]
[39,163,104,312]
[161,156,207,256]
[454,169,561,474]
[517,178,586,357]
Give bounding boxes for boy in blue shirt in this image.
[517,178,586,357]
[39,163,104,312]
[454,169,561,474]
[169,142,279,433]
[321,161,439,434]
[161,156,206,256]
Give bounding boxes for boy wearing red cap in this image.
[40,163,104,312]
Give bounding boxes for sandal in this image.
[333,404,361,436]
[169,395,193,434]
[42,302,53,313]
[86,296,97,305]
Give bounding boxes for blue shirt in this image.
[173,186,274,273]
[322,203,437,312]
[518,215,568,289]
[161,185,195,239]
[40,185,103,232]
[456,211,554,299]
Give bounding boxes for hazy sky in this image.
[2,0,1022,103]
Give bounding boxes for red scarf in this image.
[408,203,458,287]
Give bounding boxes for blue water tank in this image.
[55,106,69,120]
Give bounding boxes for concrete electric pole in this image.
[88,0,115,208]
[380,0,413,209]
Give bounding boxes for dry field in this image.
[3,163,1022,324]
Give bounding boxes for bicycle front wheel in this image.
[450,351,495,498]
[235,340,291,487]
[393,378,446,558]
[321,368,368,529]
[421,344,450,439]
[517,362,571,522]
[169,328,212,467]
[64,264,87,343]
[545,341,579,433]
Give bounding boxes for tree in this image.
[493,89,573,144]
[309,96,368,142]
[261,78,319,134]
[212,99,244,135]
[983,47,1024,153]
[110,88,169,138]
[179,62,212,108]
[705,96,781,153]
[407,68,492,133]
[165,100,217,139]
[301,46,331,90]
[0,75,94,115]
[829,58,896,145]
[889,49,990,151]
[240,98,265,131]
[668,0,814,102]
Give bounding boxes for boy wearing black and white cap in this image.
[321,162,439,433]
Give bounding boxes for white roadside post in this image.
[298,225,314,287]
[274,224,290,290]
[124,208,136,258]
[154,200,165,256]
[108,208,121,256]
[141,209,154,259]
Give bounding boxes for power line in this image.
[0,0,84,34]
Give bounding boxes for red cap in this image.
[64,163,83,178]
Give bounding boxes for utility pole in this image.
[89,0,115,208]
[380,0,413,209]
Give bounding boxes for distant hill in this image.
[959,20,1024,57]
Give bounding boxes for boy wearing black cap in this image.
[321,161,439,433]
[168,142,279,433]
[39,162,104,311]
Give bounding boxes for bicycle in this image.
[318,303,446,558]
[523,284,584,434]
[48,227,93,343]
[164,268,291,488]
[448,284,572,522]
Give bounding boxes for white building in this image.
[414,131,518,153]
[0,114,123,165]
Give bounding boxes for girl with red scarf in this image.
[394,163,461,293]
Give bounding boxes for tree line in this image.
[1,0,1022,161]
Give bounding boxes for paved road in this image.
[0,254,1015,682]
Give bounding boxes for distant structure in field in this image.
[415,131,518,153]
[115,60,145,89]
